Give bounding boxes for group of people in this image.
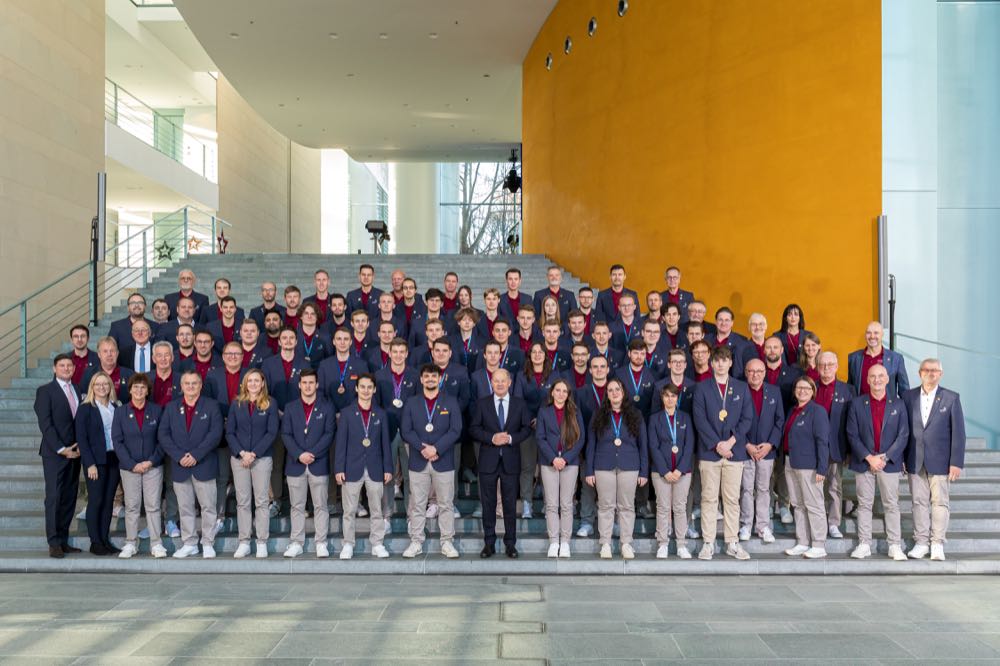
[34,262,966,562]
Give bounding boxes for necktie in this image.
[497,398,506,430]
[63,382,77,417]
[138,346,146,373]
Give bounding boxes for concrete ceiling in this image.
[173,0,556,161]
[106,158,208,213]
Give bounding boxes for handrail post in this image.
[182,207,189,259]
[19,302,27,377]
[211,216,217,254]
[89,216,99,326]
[141,230,148,288]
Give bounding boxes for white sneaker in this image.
[576,522,594,538]
[372,544,390,558]
[738,525,751,541]
[440,541,460,558]
[656,544,670,559]
[522,504,533,519]
[686,526,700,540]
[166,521,181,538]
[804,547,827,559]
[726,542,751,560]
[759,527,775,544]
[233,543,251,559]
[357,506,368,518]
[621,543,635,560]
[339,543,354,560]
[425,503,439,518]
[118,543,137,559]
[599,543,612,559]
[930,544,946,561]
[779,506,793,524]
[402,541,422,558]
[316,542,330,558]
[202,545,216,559]
[256,543,268,558]
[283,543,303,558]
[888,544,907,561]
[908,543,930,559]
[785,544,810,556]
[850,543,872,559]
[677,546,692,560]
[547,543,559,558]
[558,542,571,558]
[698,544,713,560]
[138,527,150,539]
[150,544,167,558]
[172,544,199,559]
[384,518,392,534]
[828,525,844,539]
[269,500,281,518]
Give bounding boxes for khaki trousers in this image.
[825,462,844,528]
[740,458,774,533]
[651,472,691,548]
[520,435,538,505]
[342,470,386,547]
[540,463,578,543]
[121,467,163,547]
[699,458,742,544]
[595,469,639,546]
[909,468,951,545]
[173,476,218,547]
[408,465,456,544]
[288,469,329,545]
[855,470,901,546]
[231,456,272,543]
[785,466,827,547]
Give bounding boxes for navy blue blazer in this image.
[614,365,657,417]
[903,387,966,475]
[470,367,522,406]
[535,404,586,467]
[281,398,336,477]
[317,354,369,411]
[158,396,224,482]
[375,366,420,439]
[517,370,559,415]
[845,393,909,473]
[366,314,405,347]
[651,376,696,416]
[746,383,785,461]
[770,328,813,366]
[112,402,164,470]
[363,345,392,373]
[595,287,639,325]
[108,316,156,352]
[584,408,649,476]
[472,313,506,346]
[203,367,247,418]
[334,404,392,481]
[164,289,209,321]
[346,286,383,319]
[692,377,754,462]
[75,401,119,467]
[587,344,625,372]
[205,319,239,354]
[576,382,607,430]
[469,395,533,475]
[765,362,803,411]
[80,365,134,403]
[433,362,472,412]
[647,410,695,475]
[260,353,310,410]
[705,333,750,379]
[34,380,78,458]
[237,341,272,370]
[498,292,531,324]
[641,345,671,381]
[400,392,463,472]
[784,401,830,474]
[249,303,286,330]
[659,289,695,322]
[152,319,194,348]
[225,400,279,458]
[823,380,856,463]
[176,352,222,377]
[847,348,910,398]
[540,343,572,374]
[609,318,643,352]
[449,333,483,370]
[202,304,246,326]
[296,329,331,369]
[473,345,525,378]
[533,287,577,322]
[406,343,435,370]
[394,297,427,338]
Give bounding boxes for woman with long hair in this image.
[75,371,122,555]
[585,378,648,559]
[226,369,279,558]
[535,379,585,558]
[773,303,812,366]
[798,332,822,382]
[782,376,830,559]
[538,294,562,332]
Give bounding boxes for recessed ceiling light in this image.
[403,103,409,107]
[346,73,355,77]
[445,103,451,108]
[428,32,438,39]
[278,103,285,107]
[378,33,389,39]
[483,73,490,78]
[328,32,338,39]
[229,32,240,39]
[297,123,302,127]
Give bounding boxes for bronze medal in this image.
[337,385,346,394]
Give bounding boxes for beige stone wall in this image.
[0,0,105,309]
[290,142,321,252]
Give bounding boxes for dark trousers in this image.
[42,455,81,547]
[84,452,121,548]
[479,463,518,548]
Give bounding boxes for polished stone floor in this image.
[1,573,1000,663]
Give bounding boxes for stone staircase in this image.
[1,253,998,574]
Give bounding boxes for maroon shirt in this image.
[241,346,255,368]
[266,336,280,355]
[815,380,835,413]
[194,358,213,381]
[284,312,300,330]
[611,289,623,314]
[221,324,235,344]
[750,385,764,415]
[303,401,315,423]
[860,349,884,396]
[313,298,329,323]
[785,331,801,365]
[554,405,565,453]
[353,337,365,355]
[593,383,607,403]
[360,290,371,309]
[765,364,782,386]
[225,369,241,402]
[518,334,533,354]
[404,304,415,323]
[132,403,145,432]
[281,356,295,381]
[806,366,820,383]
[184,399,197,431]
[695,370,712,382]
[424,396,439,415]
[153,373,174,407]
[573,369,588,389]
[506,293,521,317]
[752,341,766,362]
[782,404,806,453]
[443,295,458,312]
[71,353,90,386]
[583,311,592,336]
[666,290,680,305]
[870,394,886,453]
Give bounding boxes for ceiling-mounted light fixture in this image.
[503,149,521,194]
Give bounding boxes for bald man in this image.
[163,269,209,322]
[847,321,909,398]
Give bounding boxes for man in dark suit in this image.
[903,358,966,561]
[81,336,134,402]
[532,265,577,322]
[108,293,156,351]
[201,278,246,325]
[469,368,533,558]
[163,269,209,321]
[34,354,83,558]
[249,281,286,330]
[595,264,639,324]
[498,268,531,324]
[660,266,696,324]
[346,263,383,318]
[847,321,909,398]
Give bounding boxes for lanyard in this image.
[360,409,372,438]
[424,397,438,425]
[392,372,404,400]
[665,411,677,443]
[622,320,635,339]
[591,383,604,405]
[338,359,350,384]
[302,332,316,357]
[611,412,623,440]
[629,367,643,395]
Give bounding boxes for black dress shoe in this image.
[89,544,110,556]
[49,546,65,559]
[104,543,121,554]
[505,546,519,559]
[61,544,82,554]
[480,545,495,559]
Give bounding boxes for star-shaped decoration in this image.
[187,237,204,253]
[154,240,175,262]
[217,230,229,255]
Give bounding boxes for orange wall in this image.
[523,0,881,364]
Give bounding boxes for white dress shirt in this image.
[132,343,152,373]
[920,385,939,427]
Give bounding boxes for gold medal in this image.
[337,385,346,394]
[392,398,403,408]
[614,438,622,447]
[362,437,371,448]
[718,409,728,421]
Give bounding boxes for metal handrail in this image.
[894,332,1000,361]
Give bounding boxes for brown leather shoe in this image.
[61,544,82,554]
[49,546,65,559]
